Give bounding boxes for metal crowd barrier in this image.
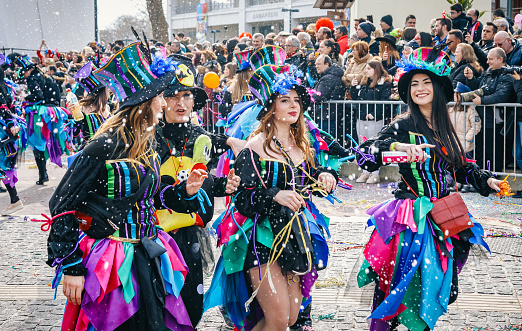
[199,100,521,177]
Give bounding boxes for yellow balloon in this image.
[203,72,220,89]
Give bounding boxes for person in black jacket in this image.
[460,47,516,171]
[313,54,347,136]
[350,60,392,184]
[450,3,473,33]
[466,8,483,43]
[449,43,484,89]
[465,22,497,69]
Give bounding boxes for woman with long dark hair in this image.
[356,47,502,331]
[46,41,205,330]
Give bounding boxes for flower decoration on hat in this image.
[396,45,452,79]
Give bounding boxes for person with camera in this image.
[461,47,516,171]
[466,9,483,43]
[465,22,497,69]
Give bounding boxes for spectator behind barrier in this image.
[449,43,483,89]
[297,32,315,55]
[284,36,307,71]
[356,22,379,55]
[404,14,416,28]
[493,31,522,66]
[460,47,516,171]
[380,14,394,34]
[466,8,483,43]
[511,72,522,197]
[334,26,349,56]
[342,41,375,89]
[447,29,464,62]
[466,22,497,69]
[433,17,452,51]
[450,3,472,33]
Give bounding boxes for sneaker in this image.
[366,173,380,184]
[460,184,471,193]
[356,172,370,183]
[2,200,23,216]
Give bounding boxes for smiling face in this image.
[150,93,167,125]
[273,89,301,125]
[165,90,195,123]
[410,73,434,108]
[318,41,331,55]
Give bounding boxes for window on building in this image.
[248,0,284,7]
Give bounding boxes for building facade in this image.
[167,0,329,43]
[167,0,519,44]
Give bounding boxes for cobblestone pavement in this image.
[1,160,521,330]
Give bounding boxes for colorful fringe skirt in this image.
[203,200,329,330]
[25,104,73,167]
[357,198,490,331]
[61,229,192,331]
[0,114,27,186]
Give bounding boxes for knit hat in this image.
[250,45,286,71]
[74,62,104,95]
[94,42,177,111]
[381,14,393,27]
[396,46,453,103]
[358,22,375,37]
[163,54,208,111]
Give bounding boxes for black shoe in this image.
[0,186,6,193]
[460,185,471,193]
[36,173,48,185]
[513,191,522,198]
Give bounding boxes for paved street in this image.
[1,156,521,330]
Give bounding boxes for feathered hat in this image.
[250,45,286,71]
[74,62,104,95]
[234,48,254,72]
[396,45,453,103]
[93,28,177,111]
[315,17,334,31]
[163,54,208,111]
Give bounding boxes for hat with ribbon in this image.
[74,61,104,95]
[13,55,36,73]
[94,41,177,110]
[250,45,287,71]
[248,64,311,120]
[163,54,208,111]
[396,45,453,103]
[234,48,254,72]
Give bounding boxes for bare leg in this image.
[248,263,303,331]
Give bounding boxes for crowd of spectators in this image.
[4,4,522,187]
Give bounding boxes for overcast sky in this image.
[98,0,168,29]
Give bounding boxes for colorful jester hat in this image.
[13,55,36,73]
[233,48,254,72]
[74,61,104,95]
[396,45,453,103]
[249,45,287,71]
[248,64,311,120]
[94,40,178,111]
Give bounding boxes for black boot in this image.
[34,151,49,185]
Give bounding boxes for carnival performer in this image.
[68,61,111,149]
[355,46,503,331]
[46,40,203,331]
[0,56,26,215]
[154,54,243,328]
[204,62,338,331]
[13,54,72,185]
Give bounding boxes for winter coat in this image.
[313,64,347,103]
[449,62,479,89]
[285,50,307,72]
[337,35,349,56]
[471,40,494,69]
[342,53,374,87]
[470,21,483,43]
[448,105,482,153]
[452,12,473,33]
[467,68,516,127]
[350,76,392,121]
[26,70,61,106]
[506,39,522,66]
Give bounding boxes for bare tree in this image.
[145,0,169,42]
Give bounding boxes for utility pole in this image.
[282,7,299,32]
[94,0,99,42]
